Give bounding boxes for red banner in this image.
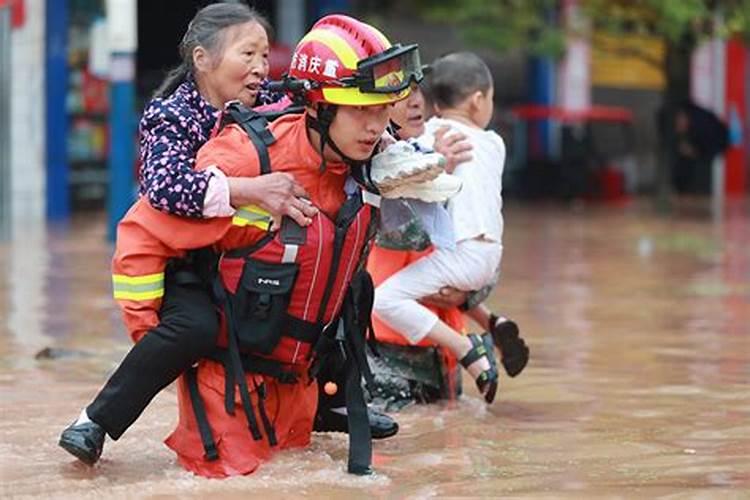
[725,39,747,195]
[0,0,24,28]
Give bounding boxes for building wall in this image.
[5,0,47,347]
[10,0,45,231]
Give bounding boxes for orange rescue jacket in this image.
[112,112,357,342]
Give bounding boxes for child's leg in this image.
[465,303,492,331]
[465,302,514,332]
[423,318,488,380]
[376,271,492,398]
[374,242,495,344]
[374,243,500,401]
[451,251,529,377]
[465,300,529,377]
[373,257,443,345]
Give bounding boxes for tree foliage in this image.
[410,0,566,56]
[409,0,750,59]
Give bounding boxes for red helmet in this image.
[288,14,423,106]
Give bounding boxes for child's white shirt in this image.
[373,119,507,342]
[422,117,505,245]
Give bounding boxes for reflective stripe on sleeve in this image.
[232,204,272,231]
[112,272,165,301]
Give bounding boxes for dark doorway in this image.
[136,1,275,107]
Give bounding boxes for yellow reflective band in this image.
[112,272,165,301]
[112,272,164,285]
[113,289,165,301]
[300,29,359,69]
[232,205,272,231]
[321,86,410,106]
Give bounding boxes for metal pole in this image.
[710,17,726,220]
[107,53,136,240]
[45,0,70,220]
[0,7,10,241]
[106,0,137,240]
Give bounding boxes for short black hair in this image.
[426,52,493,109]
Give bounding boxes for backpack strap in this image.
[222,101,277,175]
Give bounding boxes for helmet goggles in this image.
[341,44,424,94]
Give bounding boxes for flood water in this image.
[1,199,748,498]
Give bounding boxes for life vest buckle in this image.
[254,293,272,319]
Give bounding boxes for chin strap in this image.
[306,103,367,172]
[387,119,403,141]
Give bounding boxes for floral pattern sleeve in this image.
[137,79,287,218]
[138,103,215,218]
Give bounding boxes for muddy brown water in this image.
[1,199,748,498]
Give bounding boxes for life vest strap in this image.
[307,271,378,474]
[223,102,276,175]
[285,314,323,343]
[279,217,307,246]
[189,347,298,455]
[208,349,301,385]
[186,365,219,461]
[215,275,265,442]
[314,193,367,325]
[252,379,278,447]
[344,342,372,475]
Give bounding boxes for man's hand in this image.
[433,126,473,173]
[229,173,318,226]
[420,286,469,309]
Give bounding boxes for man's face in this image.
[327,104,391,161]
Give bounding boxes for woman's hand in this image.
[228,173,318,226]
[420,286,469,309]
[433,126,473,173]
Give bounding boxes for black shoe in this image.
[491,319,530,377]
[367,408,399,439]
[314,407,399,440]
[59,420,105,465]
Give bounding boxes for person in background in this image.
[670,100,729,194]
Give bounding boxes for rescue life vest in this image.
[187,102,382,474]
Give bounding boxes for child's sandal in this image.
[490,317,530,377]
[459,333,499,403]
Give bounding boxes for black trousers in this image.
[87,276,344,440]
